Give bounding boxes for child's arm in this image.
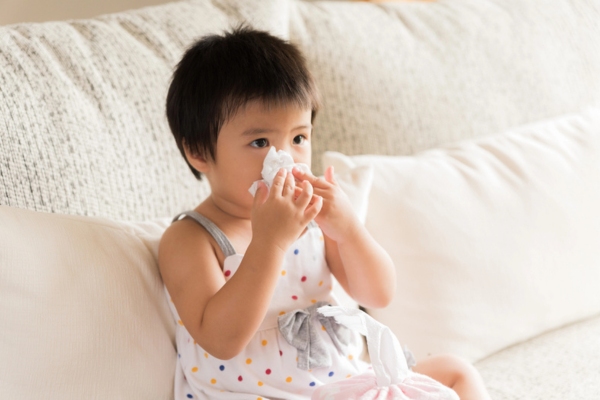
[292,167,396,309]
[159,169,322,360]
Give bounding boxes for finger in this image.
[270,168,287,197]
[292,167,329,189]
[253,181,269,208]
[324,166,337,185]
[305,194,323,220]
[291,167,317,184]
[293,186,303,200]
[282,168,296,197]
[294,185,320,205]
[296,180,314,209]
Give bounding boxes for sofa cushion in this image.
[322,107,600,363]
[475,313,600,399]
[0,0,288,221]
[291,0,600,173]
[0,206,173,399]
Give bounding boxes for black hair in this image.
[166,26,320,180]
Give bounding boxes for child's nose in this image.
[274,145,295,160]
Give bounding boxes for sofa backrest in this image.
[2,0,600,220]
[0,0,288,221]
[290,0,600,173]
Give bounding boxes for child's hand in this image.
[252,168,323,253]
[292,166,360,244]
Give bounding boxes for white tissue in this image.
[248,146,311,196]
[317,305,409,387]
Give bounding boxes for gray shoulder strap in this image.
[172,211,237,258]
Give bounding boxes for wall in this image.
[0,0,175,25]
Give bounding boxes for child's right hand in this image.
[251,168,322,253]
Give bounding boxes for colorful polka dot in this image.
[319,281,323,286]
[294,249,299,255]
[238,376,243,382]
[204,353,209,358]
[279,311,286,316]
[319,236,324,241]
[178,320,184,326]
[266,369,272,375]
[311,299,317,304]
[258,381,264,386]
[224,270,231,277]
[187,394,193,399]
[301,276,307,282]
[309,382,316,387]
[321,325,326,331]
[246,358,252,365]
[329,371,335,377]
[286,376,293,383]
[279,350,283,356]
[210,379,217,385]
[281,270,287,276]
[258,398,263,400]
[191,367,198,373]
[219,365,225,371]
[346,374,352,378]
[292,295,298,300]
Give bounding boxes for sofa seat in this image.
[477,313,600,399]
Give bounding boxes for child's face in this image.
[202,99,313,216]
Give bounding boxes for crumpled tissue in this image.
[312,306,459,400]
[248,146,311,196]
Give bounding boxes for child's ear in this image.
[183,144,211,174]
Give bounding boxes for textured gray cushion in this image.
[0,0,287,221]
[290,0,600,173]
[476,313,600,400]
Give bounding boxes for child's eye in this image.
[250,138,269,148]
[293,135,307,145]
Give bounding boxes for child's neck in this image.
[195,195,253,254]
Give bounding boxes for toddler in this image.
[159,26,491,400]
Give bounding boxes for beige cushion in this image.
[322,107,600,362]
[291,0,600,174]
[475,313,600,400]
[0,206,173,399]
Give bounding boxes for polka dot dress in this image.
[165,222,370,400]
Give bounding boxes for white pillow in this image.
[322,107,600,363]
[329,165,374,310]
[0,207,174,399]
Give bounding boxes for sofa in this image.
[2,0,600,399]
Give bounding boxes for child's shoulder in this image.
[159,214,220,267]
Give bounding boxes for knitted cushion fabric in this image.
[0,0,287,220]
[289,0,600,174]
[476,314,600,400]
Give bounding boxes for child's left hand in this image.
[292,166,360,243]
